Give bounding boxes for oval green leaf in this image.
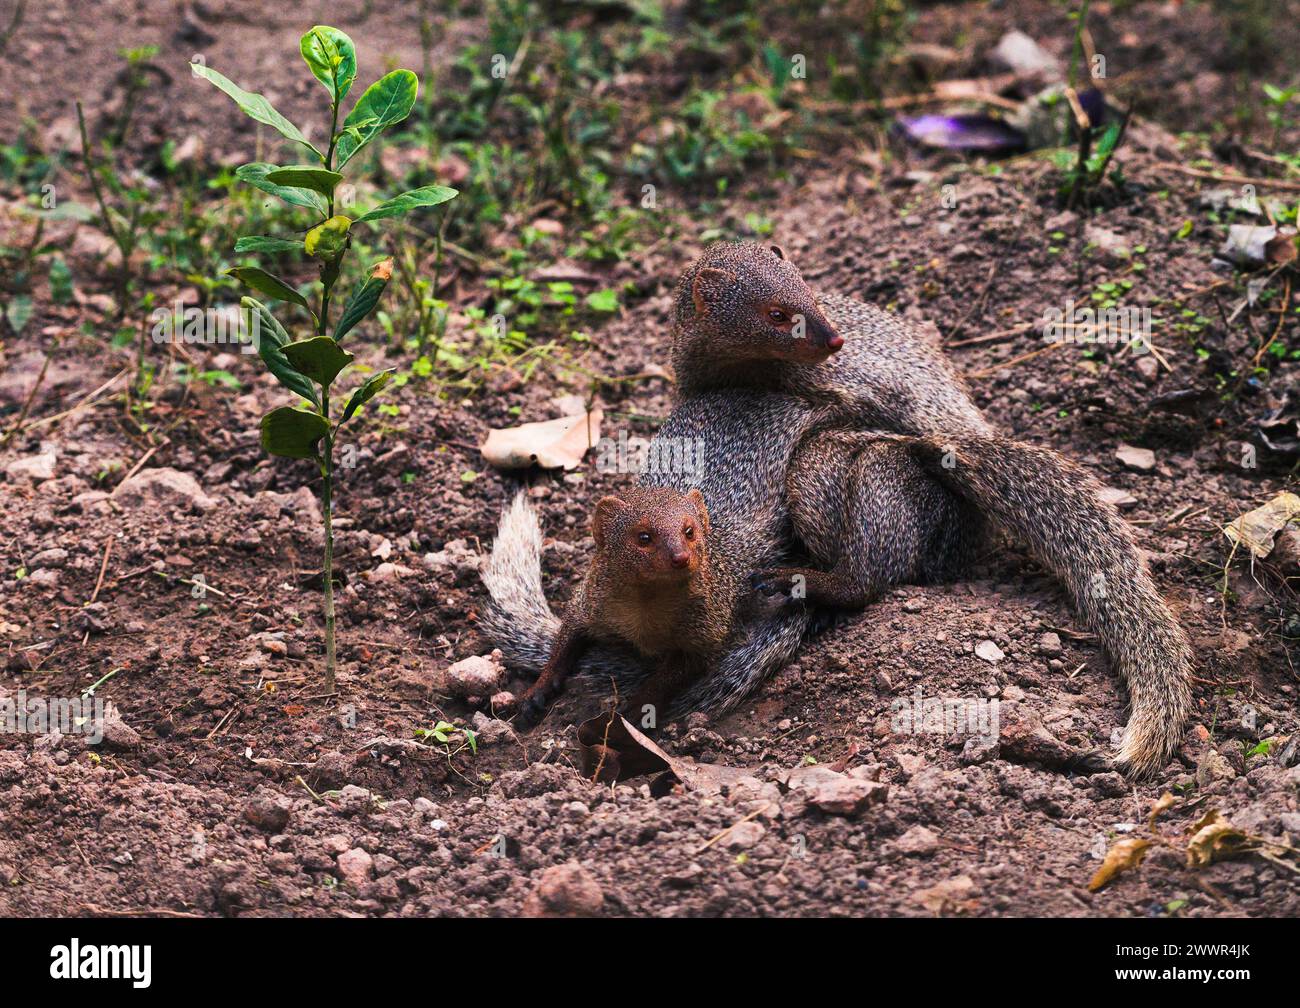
[235,163,327,215]
[266,165,343,199]
[354,185,459,225]
[240,297,319,407]
[261,406,329,460]
[234,236,303,254]
[300,26,357,103]
[282,335,354,387]
[191,64,323,161]
[341,369,394,425]
[334,259,393,341]
[228,267,315,317]
[335,70,418,167]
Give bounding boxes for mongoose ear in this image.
[687,487,710,537]
[691,267,735,316]
[768,244,786,260]
[591,495,625,549]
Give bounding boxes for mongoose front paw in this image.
[511,680,563,731]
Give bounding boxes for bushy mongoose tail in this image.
[675,242,1193,775]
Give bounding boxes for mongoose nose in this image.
[670,550,691,568]
[825,332,845,351]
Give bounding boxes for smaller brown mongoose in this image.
[509,486,738,730]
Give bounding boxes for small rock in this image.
[29,548,69,567]
[723,821,766,849]
[894,825,940,857]
[444,651,505,699]
[1280,812,1300,834]
[470,710,515,744]
[98,703,141,751]
[1037,632,1063,658]
[336,848,374,889]
[368,562,415,583]
[244,789,291,832]
[1134,356,1160,383]
[5,452,57,482]
[991,30,1060,79]
[114,467,216,511]
[1085,224,1131,259]
[785,765,887,816]
[1196,749,1236,787]
[1097,486,1138,509]
[520,863,604,918]
[903,598,925,614]
[1115,444,1155,471]
[915,874,976,914]
[975,640,1005,663]
[665,863,704,888]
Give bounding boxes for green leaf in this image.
[335,70,418,167]
[5,295,33,335]
[191,63,322,161]
[235,163,327,215]
[234,236,303,254]
[354,185,458,225]
[240,297,319,407]
[49,256,73,304]
[266,165,343,199]
[585,289,619,312]
[340,369,394,424]
[305,215,351,261]
[334,259,393,340]
[300,26,357,103]
[260,406,329,460]
[282,335,354,387]
[228,267,315,316]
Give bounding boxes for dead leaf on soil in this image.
[1186,810,1253,869]
[1088,836,1152,892]
[1148,791,1176,831]
[576,712,753,792]
[480,408,604,471]
[1222,491,1300,560]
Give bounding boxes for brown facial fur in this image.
[591,486,709,584]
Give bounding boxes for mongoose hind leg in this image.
[757,433,978,608]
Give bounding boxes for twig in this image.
[81,904,204,919]
[0,351,49,449]
[696,803,775,854]
[1152,161,1300,194]
[26,369,128,430]
[966,341,1066,379]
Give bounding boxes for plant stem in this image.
[321,390,336,695]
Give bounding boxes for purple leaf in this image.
[896,114,1026,152]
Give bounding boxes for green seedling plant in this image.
[194,25,458,691]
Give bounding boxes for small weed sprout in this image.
[194,25,458,691]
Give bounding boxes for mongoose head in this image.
[591,486,710,585]
[674,242,843,364]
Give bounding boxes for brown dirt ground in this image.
[0,2,1298,917]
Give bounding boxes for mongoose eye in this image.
[767,308,788,323]
[637,531,653,546]
[683,525,695,540]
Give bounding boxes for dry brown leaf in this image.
[1186,810,1252,868]
[1222,492,1300,560]
[576,713,753,791]
[1088,836,1152,892]
[1148,791,1176,830]
[479,408,603,471]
